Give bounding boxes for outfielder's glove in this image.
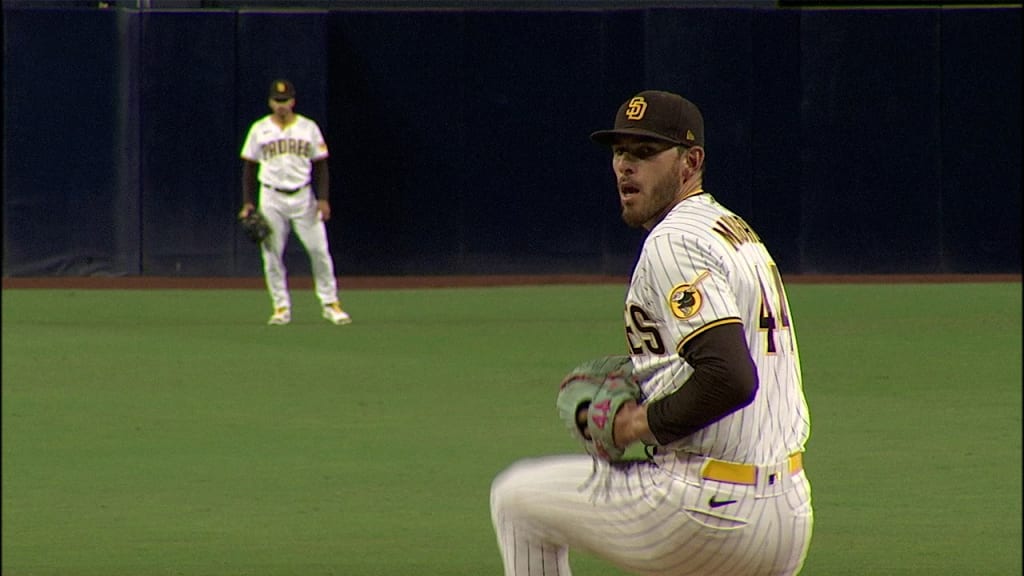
[239,210,271,244]
[556,355,643,461]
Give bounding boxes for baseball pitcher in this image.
[490,91,812,575]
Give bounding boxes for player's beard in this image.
[621,160,683,229]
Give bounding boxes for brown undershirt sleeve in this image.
[312,159,329,201]
[242,160,258,206]
[646,321,759,445]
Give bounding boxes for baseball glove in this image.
[556,355,643,461]
[239,210,271,244]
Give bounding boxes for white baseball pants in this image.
[258,185,339,310]
[490,453,812,576]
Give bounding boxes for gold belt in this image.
[701,453,803,486]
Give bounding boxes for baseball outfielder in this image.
[490,91,812,575]
[239,79,351,326]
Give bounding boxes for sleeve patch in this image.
[668,270,710,320]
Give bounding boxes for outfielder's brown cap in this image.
[269,79,296,101]
[590,90,704,147]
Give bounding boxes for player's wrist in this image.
[614,401,653,448]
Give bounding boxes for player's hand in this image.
[612,400,655,449]
[238,203,255,219]
[557,355,643,461]
[576,405,592,440]
[317,199,331,222]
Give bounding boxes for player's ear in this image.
[684,146,705,175]
[687,146,704,168]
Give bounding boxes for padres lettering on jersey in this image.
[240,114,329,190]
[625,193,810,465]
[259,138,315,160]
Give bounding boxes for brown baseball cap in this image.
[269,79,296,101]
[590,90,704,147]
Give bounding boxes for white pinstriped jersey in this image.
[240,114,329,190]
[625,193,810,465]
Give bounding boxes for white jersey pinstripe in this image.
[626,193,810,464]
[490,191,813,576]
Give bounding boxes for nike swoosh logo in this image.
[709,496,738,508]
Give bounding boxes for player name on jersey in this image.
[713,214,762,250]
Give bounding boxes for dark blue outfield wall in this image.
[3,5,1020,277]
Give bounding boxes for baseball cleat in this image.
[268,307,291,325]
[322,302,352,325]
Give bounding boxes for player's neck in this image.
[680,186,704,202]
[677,175,705,202]
[271,113,296,128]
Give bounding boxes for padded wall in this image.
[3,6,1020,276]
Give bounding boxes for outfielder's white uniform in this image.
[491,193,812,575]
[240,114,340,311]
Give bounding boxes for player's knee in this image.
[490,460,536,519]
[306,246,330,261]
[489,463,518,514]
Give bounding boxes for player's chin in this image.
[621,205,645,228]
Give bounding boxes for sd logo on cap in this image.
[269,79,296,101]
[591,90,703,147]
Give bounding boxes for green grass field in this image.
[2,283,1021,576]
